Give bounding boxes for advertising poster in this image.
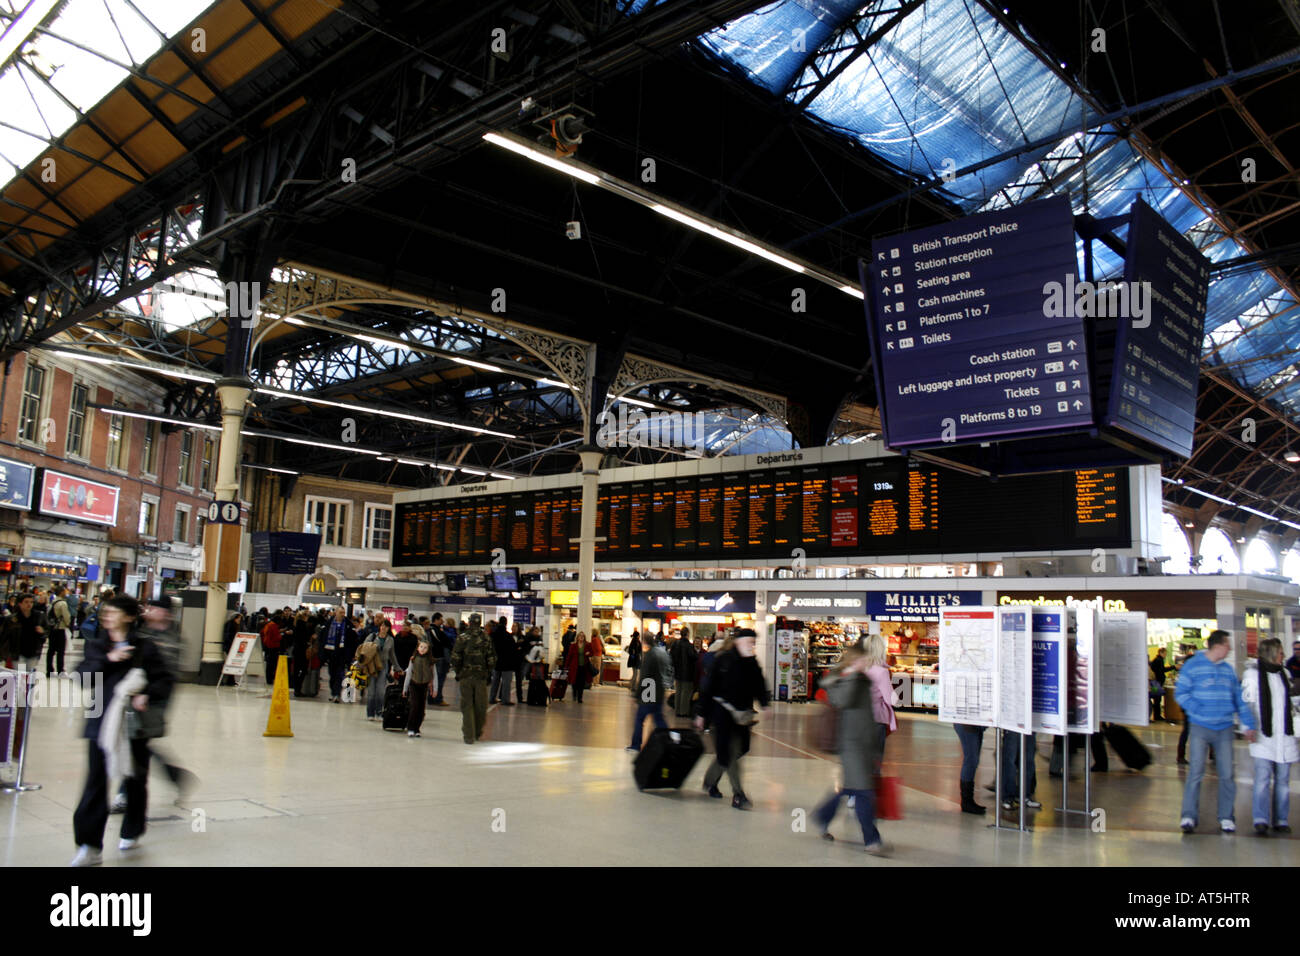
[937,607,997,727]
[1031,609,1068,735]
[996,608,1032,733]
[1066,607,1099,734]
[0,457,35,511]
[222,632,260,677]
[774,629,794,701]
[381,606,410,628]
[1097,611,1150,726]
[37,469,120,526]
[0,669,17,765]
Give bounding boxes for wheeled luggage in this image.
[634,728,704,790]
[382,682,409,731]
[527,677,550,706]
[549,678,568,701]
[300,669,320,697]
[1103,723,1151,771]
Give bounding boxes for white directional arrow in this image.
[880,269,889,278]
[885,323,894,332]
[886,342,895,350]
[1067,339,1078,349]
[1073,399,1084,410]
[1072,379,1082,389]
[1068,359,1080,370]
[882,286,891,296]
[877,252,886,261]
[883,304,892,313]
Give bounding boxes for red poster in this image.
[38,470,120,527]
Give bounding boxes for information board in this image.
[392,457,1131,567]
[1066,607,1098,734]
[1031,609,1068,736]
[1106,198,1209,458]
[997,608,1033,733]
[1097,611,1150,726]
[867,197,1094,448]
[222,632,260,678]
[937,607,998,726]
[251,532,322,574]
[0,457,35,512]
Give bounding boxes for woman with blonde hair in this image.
[861,634,897,764]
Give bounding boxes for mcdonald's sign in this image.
[307,577,329,594]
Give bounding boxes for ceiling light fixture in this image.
[93,406,221,431]
[42,346,218,383]
[0,0,60,68]
[242,463,300,475]
[482,131,602,185]
[241,429,384,456]
[649,204,807,274]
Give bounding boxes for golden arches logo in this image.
[308,578,327,593]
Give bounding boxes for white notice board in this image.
[1031,609,1068,736]
[222,631,260,677]
[1066,607,1099,735]
[1097,611,1150,726]
[938,608,998,727]
[996,608,1033,733]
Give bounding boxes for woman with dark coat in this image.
[70,595,174,866]
[563,631,602,703]
[291,609,314,695]
[811,649,889,855]
[695,628,770,810]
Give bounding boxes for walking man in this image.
[1176,630,1257,833]
[627,633,670,752]
[669,626,699,718]
[451,613,496,744]
[318,606,356,703]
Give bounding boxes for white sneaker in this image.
[1180,817,1196,833]
[1219,819,1236,833]
[118,837,141,851]
[69,845,102,867]
[865,840,893,857]
[407,731,415,737]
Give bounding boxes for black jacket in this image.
[492,627,517,670]
[669,639,698,679]
[394,633,417,670]
[5,607,47,658]
[1149,656,1168,683]
[703,649,770,724]
[77,632,174,740]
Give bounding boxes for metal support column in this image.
[575,446,603,641]
[201,379,251,677]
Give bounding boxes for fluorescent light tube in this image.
[649,204,806,274]
[483,132,601,185]
[97,407,222,431]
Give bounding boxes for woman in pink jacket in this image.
[862,634,897,766]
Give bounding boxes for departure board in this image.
[392,458,1131,567]
[801,466,830,550]
[651,479,673,552]
[549,490,570,558]
[508,494,529,560]
[1072,468,1122,537]
[530,491,550,556]
[697,475,721,553]
[673,476,697,554]
[607,485,629,554]
[627,482,651,554]
[830,463,860,549]
[721,474,747,554]
[772,469,801,550]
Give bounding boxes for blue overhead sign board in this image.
[1106,198,1209,458]
[0,457,35,511]
[866,197,1094,448]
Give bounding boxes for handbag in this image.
[126,705,166,739]
[875,775,903,820]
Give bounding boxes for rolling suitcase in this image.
[634,728,704,790]
[300,669,320,698]
[550,678,568,701]
[382,683,409,731]
[1103,723,1151,771]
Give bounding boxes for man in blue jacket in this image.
[1175,630,1257,834]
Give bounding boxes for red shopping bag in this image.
[875,775,903,820]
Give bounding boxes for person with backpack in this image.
[695,629,769,809]
[79,589,113,644]
[47,585,73,677]
[811,648,889,855]
[260,612,284,686]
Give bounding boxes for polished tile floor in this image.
[2,673,1294,867]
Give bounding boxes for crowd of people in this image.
[7,587,1289,866]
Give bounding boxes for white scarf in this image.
[99,667,147,781]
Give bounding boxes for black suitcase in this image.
[634,728,704,790]
[382,683,409,731]
[1103,723,1151,770]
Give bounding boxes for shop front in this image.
[767,590,871,702]
[550,590,626,680]
[0,556,86,604]
[869,590,983,710]
[631,590,757,657]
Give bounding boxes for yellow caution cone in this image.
[263,657,293,737]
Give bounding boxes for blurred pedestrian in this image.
[695,629,769,809]
[47,585,73,677]
[627,632,669,752]
[862,633,896,765]
[669,626,698,718]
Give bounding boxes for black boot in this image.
[960,781,986,815]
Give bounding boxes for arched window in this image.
[1242,538,1278,575]
[1281,550,1300,584]
[1160,513,1192,574]
[1198,527,1240,574]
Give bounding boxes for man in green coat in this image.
[451,613,496,744]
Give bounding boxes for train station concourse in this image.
[0,0,1298,939]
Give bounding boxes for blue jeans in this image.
[490,669,513,703]
[954,724,985,783]
[630,702,667,750]
[1000,731,1037,798]
[813,788,880,846]
[1252,758,1291,827]
[1181,724,1236,824]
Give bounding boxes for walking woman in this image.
[1241,637,1298,835]
[363,619,400,722]
[862,634,896,766]
[811,648,889,855]
[695,629,769,810]
[70,595,173,866]
[291,609,314,695]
